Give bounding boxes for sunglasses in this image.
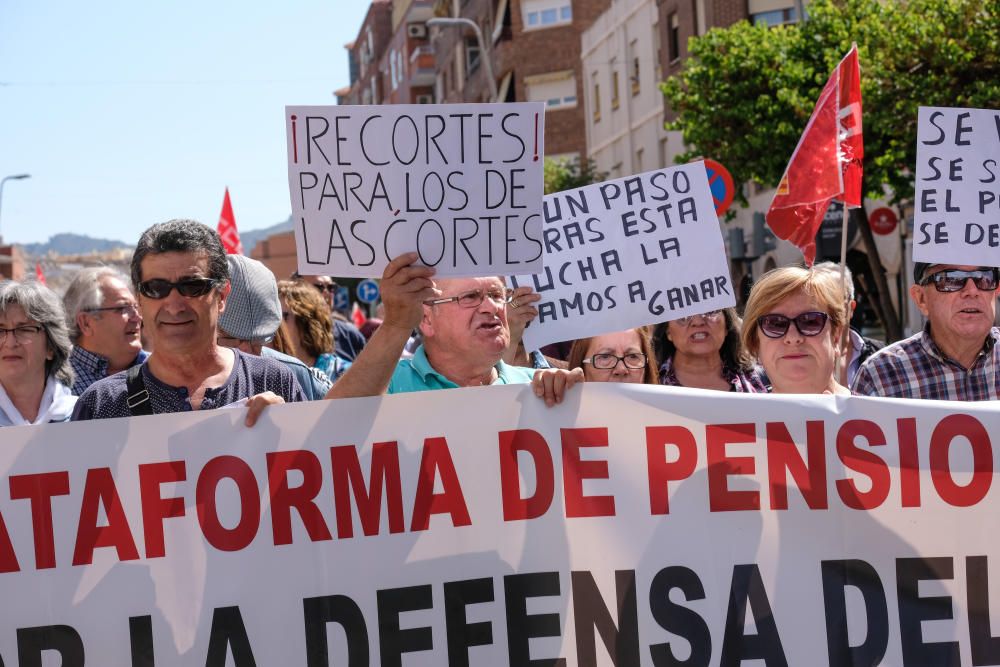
[920,269,999,293]
[138,278,220,299]
[757,311,829,339]
[311,282,338,293]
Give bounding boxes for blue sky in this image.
[0,0,369,244]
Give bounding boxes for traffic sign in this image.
[869,207,899,236]
[356,279,380,304]
[703,159,735,216]
[333,286,350,311]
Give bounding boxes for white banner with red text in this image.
[0,385,998,666]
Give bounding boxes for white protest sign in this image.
[3,386,997,665]
[914,106,1000,265]
[286,103,546,278]
[510,163,735,350]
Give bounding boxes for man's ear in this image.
[909,284,930,317]
[418,304,434,338]
[77,312,95,338]
[217,281,232,314]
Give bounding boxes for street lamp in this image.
[427,17,498,102]
[0,174,31,244]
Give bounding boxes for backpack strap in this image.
[125,364,153,416]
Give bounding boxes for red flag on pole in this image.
[34,262,46,286]
[351,302,367,329]
[217,187,244,255]
[766,45,863,265]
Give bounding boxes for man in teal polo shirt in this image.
[327,254,581,405]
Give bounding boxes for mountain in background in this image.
[19,233,132,257]
[16,217,294,258]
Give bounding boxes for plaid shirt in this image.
[851,326,1000,400]
[659,356,769,393]
[69,345,149,396]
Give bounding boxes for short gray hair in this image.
[0,280,74,386]
[812,261,855,301]
[62,267,131,342]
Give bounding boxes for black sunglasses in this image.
[757,311,829,339]
[138,278,220,299]
[921,269,999,293]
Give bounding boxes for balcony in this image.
[409,44,436,87]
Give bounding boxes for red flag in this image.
[351,302,367,329]
[217,187,244,255]
[34,262,46,286]
[766,45,863,265]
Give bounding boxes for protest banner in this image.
[510,163,735,351]
[914,106,1000,266]
[286,103,546,279]
[2,386,998,666]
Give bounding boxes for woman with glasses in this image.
[0,280,77,426]
[653,309,767,392]
[274,281,352,382]
[740,266,850,395]
[567,328,658,384]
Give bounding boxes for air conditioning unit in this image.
[416,94,434,104]
[407,23,428,39]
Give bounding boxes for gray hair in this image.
[130,219,229,289]
[62,266,131,342]
[0,280,74,386]
[812,261,855,301]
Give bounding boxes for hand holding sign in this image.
[286,103,546,278]
[914,106,1000,266]
[379,253,438,333]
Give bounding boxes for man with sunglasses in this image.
[292,271,367,361]
[73,219,305,425]
[325,262,583,405]
[853,263,1000,399]
[62,267,148,395]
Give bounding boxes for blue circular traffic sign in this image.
[356,279,380,305]
[703,159,735,216]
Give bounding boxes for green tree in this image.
[543,156,607,194]
[662,0,999,340]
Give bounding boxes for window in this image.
[611,70,620,110]
[592,72,601,122]
[652,23,662,79]
[465,37,481,73]
[525,72,577,110]
[635,148,644,172]
[668,12,680,62]
[522,0,572,30]
[750,7,798,25]
[630,39,640,95]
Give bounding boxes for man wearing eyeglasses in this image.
[852,263,1000,399]
[325,259,583,405]
[73,219,305,424]
[63,267,148,395]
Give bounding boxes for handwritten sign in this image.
[511,163,735,350]
[286,103,546,278]
[914,106,1000,265]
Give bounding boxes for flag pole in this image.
[837,203,851,385]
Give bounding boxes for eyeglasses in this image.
[920,269,999,293]
[0,325,44,345]
[757,311,829,339]
[673,310,723,327]
[137,278,220,299]
[582,352,647,370]
[424,287,513,308]
[311,282,338,293]
[84,304,140,317]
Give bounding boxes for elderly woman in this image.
[654,308,767,392]
[0,280,77,425]
[741,266,850,395]
[275,280,352,382]
[567,327,659,384]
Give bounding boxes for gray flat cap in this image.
[219,255,281,341]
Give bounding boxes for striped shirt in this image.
[851,326,1000,400]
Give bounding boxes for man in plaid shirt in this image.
[852,262,1000,400]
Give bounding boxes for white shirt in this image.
[0,377,77,426]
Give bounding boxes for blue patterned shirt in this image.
[852,326,1000,400]
[69,346,150,396]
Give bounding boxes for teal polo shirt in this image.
[388,344,536,394]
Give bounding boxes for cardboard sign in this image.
[914,106,1000,265]
[510,163,735,350]
[0,386,997,665]
[286,103,546,278]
